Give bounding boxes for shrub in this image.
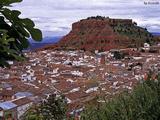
[23,94,67,120]
[81,75,160,120]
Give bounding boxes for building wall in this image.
[0,111,3,117]
[17,102,32,119]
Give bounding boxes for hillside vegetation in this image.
[112,23,153,47]
[81,74,160,120]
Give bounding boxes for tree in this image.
[81,74,160,120]
[23,94,67,120]
[40,94,67,120]
[113,51,125,60]
[0,0,42,67]
[22,105,43,120]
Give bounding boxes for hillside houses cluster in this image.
[0,45,160,119]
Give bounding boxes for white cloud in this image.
[13,0,160,36]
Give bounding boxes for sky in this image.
[13,0,160,37]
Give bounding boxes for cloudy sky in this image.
[13,0,160,37]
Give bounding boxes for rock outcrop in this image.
[44,16,154,52]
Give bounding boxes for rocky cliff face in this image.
[44,16,153,52]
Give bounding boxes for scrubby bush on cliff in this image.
[86,16,106,20]
[81,75,160,120]
[113,24,153,47]
[0,0,42,67]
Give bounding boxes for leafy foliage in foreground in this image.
[81,75,160,120]
[0,0,42,67]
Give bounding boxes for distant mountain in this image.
[152,33,160,43]
[27,36,62,51]
[29,36,62,43]
[152,32,160,36]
